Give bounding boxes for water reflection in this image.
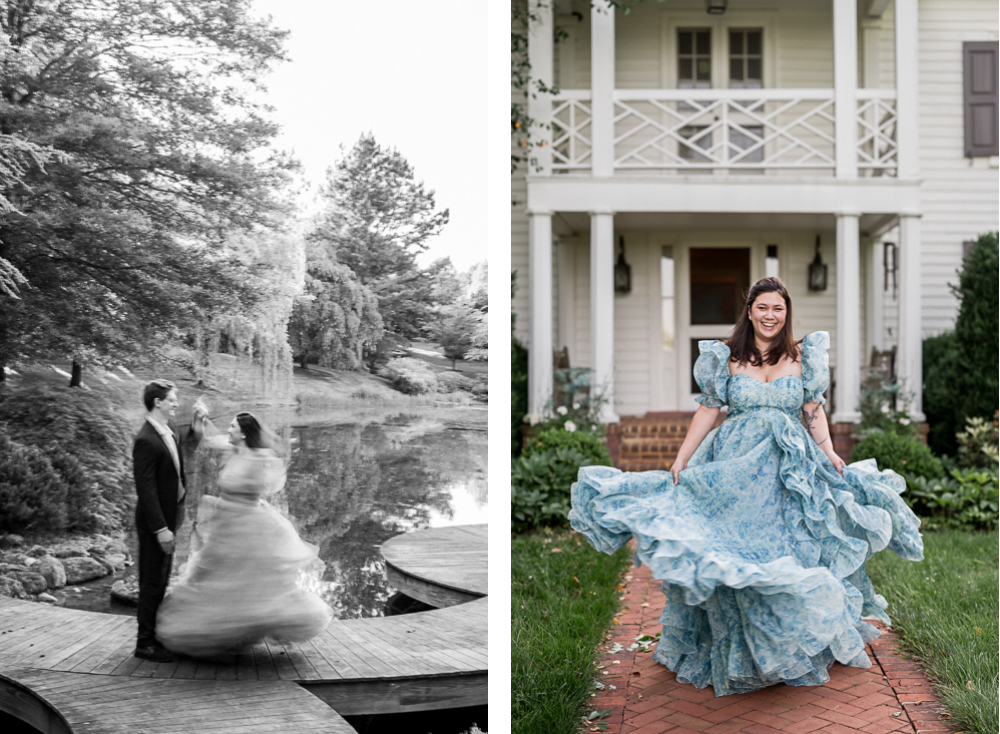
[62,409,487,619]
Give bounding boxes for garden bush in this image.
[511,446,609,533]
[956,414,999,469]
[380,357,438,395]
[0,430,69,533]
[436,370,476,393]
[849,431,944,480]
[0,385,134,531]
[512,338,528,457]
[905,469,999,531]
[522,427,612,467]
[922,232,998,456]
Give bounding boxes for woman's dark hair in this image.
[235,412,267,450]
[726,277,800,366]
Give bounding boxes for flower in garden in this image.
[565,420,577,432]
[557,405,568,415]
[880,404,890,413]
[573,403,580,410]
[899,418,911,425]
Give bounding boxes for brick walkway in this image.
[587,562,952,734]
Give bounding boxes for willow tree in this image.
[0,0,292,383]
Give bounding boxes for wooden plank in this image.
[302,671,488,716]
[66,616,134,673]
[315,624,382,678]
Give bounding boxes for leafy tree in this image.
[429,303,481,369]
[310,134,449,342]
[0,0,292,383]
[288,244,383,371]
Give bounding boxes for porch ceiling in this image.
[552,211,895,237]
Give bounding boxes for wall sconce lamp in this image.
[808,235,828,292]
[615,236,632,293]
[707,0,728,15]
[765,245,779,278]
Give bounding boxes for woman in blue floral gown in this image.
[569,277,923,696]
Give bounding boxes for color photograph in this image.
[511,2,998,734]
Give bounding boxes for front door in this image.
[673,245,752,409]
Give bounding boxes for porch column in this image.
[834,213,862,423]
[894,0,919,179]
[590,211,619,423]
[866,240,885,355]
[528,211,554,421]
[833,0,858,179]
[897,215,925,420]
[528,0,554,175]
[557,238,576,355]
[590,2,615,176]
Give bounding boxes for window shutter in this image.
[963,41,999,157]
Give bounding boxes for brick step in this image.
[619,440,685,455]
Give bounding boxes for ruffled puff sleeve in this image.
[694,340,732,408]
[800,331,831,405]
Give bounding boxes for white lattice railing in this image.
[856,89,898,174]
[551,90,593,171]
[548,88,899,176]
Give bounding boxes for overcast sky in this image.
[251,0,488,271]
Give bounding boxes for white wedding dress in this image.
[156,445,332,657]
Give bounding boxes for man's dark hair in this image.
[143,379,177,412]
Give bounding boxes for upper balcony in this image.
[548,87,898,176]
[525,0,918,183]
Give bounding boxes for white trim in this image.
[528,212,554,421]
[897,215,924,421]
[528,1,554,175]
[590,212,619,423]
[834,213,862,423]
[526,175,921,215]
[591,3,615,177]
[834,0,859,179]
[894,0,919,179]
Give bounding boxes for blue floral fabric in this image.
[569,332,923,696]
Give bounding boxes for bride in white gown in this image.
[156,410,333,657]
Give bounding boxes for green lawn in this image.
[512,530,631,734]
[867,529,999,734]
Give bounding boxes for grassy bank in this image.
[512,530,631,734]
[867,529,999,734]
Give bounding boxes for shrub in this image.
[923,331,961,455]
[0,384,134,531]
[856,378,918,438]
[905,469,999,531]
[436,371,476,393]
[0,430,69,533]
[380,357,438,395]
[850,432,944,480]
[923,233,998,456]
[511,446,610,533]
[955,413,999,469]
[522,427,613,467]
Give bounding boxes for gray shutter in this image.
[963,41,999,157]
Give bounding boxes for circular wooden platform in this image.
[382,524,487,608]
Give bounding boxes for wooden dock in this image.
[0,523,487,731]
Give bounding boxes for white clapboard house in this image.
[512,0,999,467]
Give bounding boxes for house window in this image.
[689,248,750,325]
[678,29,712,89]
[729,125,764,163]
[680,125,712,163]
[729,29,763,89]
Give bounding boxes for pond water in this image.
[63,406,488,619]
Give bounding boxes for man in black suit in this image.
[132,379,204,662]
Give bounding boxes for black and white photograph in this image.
[0,2,491,733]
